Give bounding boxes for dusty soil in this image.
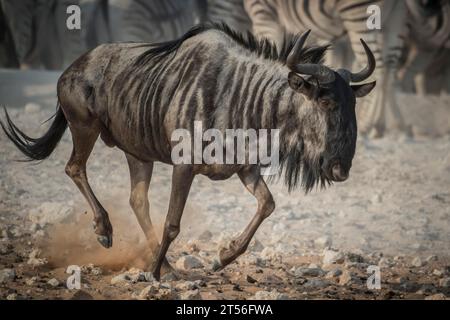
[1,70,450,300]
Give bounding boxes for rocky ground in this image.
[1,70,450,300]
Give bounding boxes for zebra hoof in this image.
[97,235,112,248]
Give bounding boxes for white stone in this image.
[25,276,38,286]
[47,278,59,287]
[6,293,18,300]
[260,247,282,262]
[139,284,177,300]
[91,267,103,276]
[0,268,16,283]
[425,293,447,300]
[378,257,393,267]
[27,249,48,267]
[314,236,332,249]
[110,273,131,285]
[322,249,345,265]
[433,269,444,277]
[411,257,423,267]
[371,194,382,204]
[251,290,289,300]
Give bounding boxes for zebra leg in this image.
[125,153,175,275]
[150,165,194,280]
[215,166,275,270]
[65,121,113,248]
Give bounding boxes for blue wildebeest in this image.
[1,24,375,279]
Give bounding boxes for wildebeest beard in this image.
[275,139,332,193]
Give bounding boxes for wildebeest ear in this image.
[288,72,314,99]
[351,81,376,98]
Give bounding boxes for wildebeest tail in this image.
[0,104,68,161]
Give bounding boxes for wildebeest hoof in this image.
[97,235,112,248]
[92,216,113,248]
[211,257,223,272]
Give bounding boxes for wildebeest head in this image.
[281,30,376,191]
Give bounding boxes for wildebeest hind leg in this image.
[65,121,113,248]
[125,153,176,276]
[215,166,275,270]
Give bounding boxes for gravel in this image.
[176,255,204,270]
[0,268,16,283]
[250,290,289,300]
[322,249,345,265]
[47,278,60,287]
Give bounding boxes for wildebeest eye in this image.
[318,98,335,110]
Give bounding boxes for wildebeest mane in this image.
[133,22,329,67]
[276,143,332,193]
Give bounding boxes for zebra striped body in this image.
[244,0,408,135]
[0,0,88,69]
[400,0,450,95]
[204,0,252,32]
[109,0,199,43]
[0,0,201,69]
[0,0,253,70]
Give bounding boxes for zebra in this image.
[0,3,18,68]
[0,0,254,70]
[199,0,252,32]
[1,24,375,279]
[244,0,410,136]
[107,0,200,43]
[111,0,254,43]
[400,0,450,95]
[0,0,88,70]
[0,0,203,69]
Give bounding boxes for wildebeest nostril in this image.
[331,163,349,182]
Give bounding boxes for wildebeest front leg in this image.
[215,166,275,270]
[151,165,194,280]
[125,154,175,274]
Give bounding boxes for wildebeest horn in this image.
[287,29,335,83]
[286,29,311,69]
[337,39,375,83]
[291,64,335,83]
